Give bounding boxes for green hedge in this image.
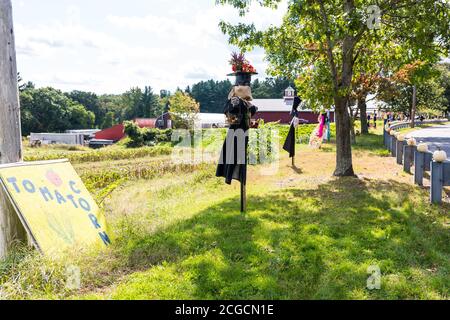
[124,121,172,148]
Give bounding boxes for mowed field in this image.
[0,126,448,300]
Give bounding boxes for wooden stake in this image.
[240,182,246,213]
[411,85,417,128]
[0,0,27,259]
[292,124,297,167]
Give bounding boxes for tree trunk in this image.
[349,118,356,144]
[358,95,369,134]
[334,98,355,176]
[348,105,357,144]
[0,0,27,259]
[411,85,417,128]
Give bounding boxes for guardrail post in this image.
[396,140,405,165]
[414,151,425,186]
[390,136,397,157]
[385,132,391,149]
[430,161,444,204]
[403,145,416,173]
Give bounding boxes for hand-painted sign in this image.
[0,159,110,255]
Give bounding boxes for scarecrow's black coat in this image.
[283,125,296,158]
[216,97,257,185]
[283,96,302,158]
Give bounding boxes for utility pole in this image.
[0,0,27,259]
[411,85,417,128]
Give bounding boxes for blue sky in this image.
[12,0,287,94]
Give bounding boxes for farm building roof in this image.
[252,99,320,112]
[135,118,157,128]
[197,113,226,125]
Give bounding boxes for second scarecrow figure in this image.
[283,96,302,160]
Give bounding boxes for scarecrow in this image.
[216,53,258,212]
[283,96,302,161]
[309,112,327,149]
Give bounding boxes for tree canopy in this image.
[20,87,95,135]
[169,91,200,129]
[218,0,450,176]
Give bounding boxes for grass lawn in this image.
[0,127,448,300]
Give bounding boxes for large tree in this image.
[66,90,103,127]
[99,94,123,124]
[122,86,162,120]
[218,0,450,176]
[190,79,232,113]
[436,62,450,116]
[377,61,448,117]
[169,91,200,129]
[20,87,95,135]
[252,77,296,98]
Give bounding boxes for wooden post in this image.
[403,145,416,174]
[396,140,404,165]
[0,0,27,259]
[414,151,425,186]
[430,161,443,204]
[411,85,417,129]
[390,136,397,157]
[385,132,391,149]
[292,125,296,167]
[240,182,246,213]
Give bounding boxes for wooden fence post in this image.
[390,136,397,157]
[403,145,416,174]
[414,151,425,186]
[396,140,405,165]
[430,161,443,204]
[386,132,391,149]
[0,0,27,259]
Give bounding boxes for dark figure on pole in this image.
[216,85,257,213]
[283,96,302,159]
[216,87,257,185]
[218,53,258,213]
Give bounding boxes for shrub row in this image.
[124,121,172,148]
[24,145,173,163]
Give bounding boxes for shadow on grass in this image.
[113,178,449,300]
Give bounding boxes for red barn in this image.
[94,124,125,141]
[253,87,335,124]
[94,118,158,141]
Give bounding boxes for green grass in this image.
[98,177,448,300]
[1,131,448,300]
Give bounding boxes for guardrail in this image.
[383,119,449,204]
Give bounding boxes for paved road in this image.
[406,124,450,158]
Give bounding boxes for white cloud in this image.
[13,0,288,94]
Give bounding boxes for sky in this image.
[12,0,288,94]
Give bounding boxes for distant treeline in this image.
[188,77,295,113]
[18,75,295,135]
